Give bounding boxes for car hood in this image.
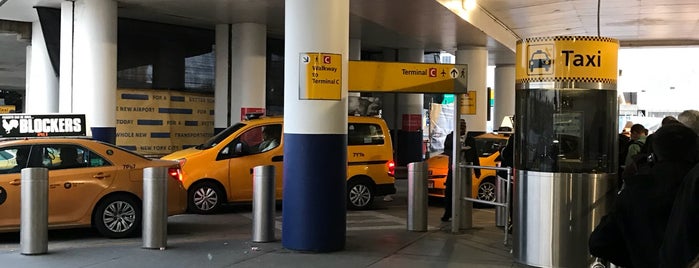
[161,147,203,160]
[427,154,449,166]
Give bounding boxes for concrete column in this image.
[380,48,397,129]
[26,21,58,113]
[230,23,266,122]
[348,38,360,98]
[397,48,424,119]
[282,0,349,252]
[494,64,515,129]
[72,0,117,143]
[214,24,230,133]
[59,1,74,113]
[349,39,361,60]
[456,46,488,133]
[396,48,425,165]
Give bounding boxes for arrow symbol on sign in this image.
[450,68,458,78]
[302,55,310,64]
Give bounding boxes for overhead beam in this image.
[436,0,520,51]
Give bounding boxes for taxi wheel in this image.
[93,194,141,238]
[477,179,497,202]
[347,179,374,210]
[188,181,223,214]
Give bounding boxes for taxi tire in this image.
[347,179,374,210]
[93,194,142,238]
[476,178,497,207]
[188,181,223,214]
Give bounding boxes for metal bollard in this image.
[452,163,473,233]
[407,162,428,232]
[495,175,507,227]
[143,167,168,250]
[20,168,48,255]
[252,165,275,242]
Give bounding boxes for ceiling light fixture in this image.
[463,0,477,11]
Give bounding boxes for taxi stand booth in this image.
[513,36,619,268]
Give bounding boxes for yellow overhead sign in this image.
[349,61,468,93]
[516,36,619,84]
[299,52,342,100]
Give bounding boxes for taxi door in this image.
[0,173,20,229]
[0,146,31,230]
[42,145,118,225]
[221,124,283,201]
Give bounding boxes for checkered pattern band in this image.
[516,77,617,84]
[517,36,618,44]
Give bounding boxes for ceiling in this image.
[1,0,698,91]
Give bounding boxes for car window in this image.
[201,123,246,149]
[348,123,384,146]
[0,145,34,174]
[232,124,282,155]
[475,138,508,157]
[42,145,111,170]
[0,150,13,161]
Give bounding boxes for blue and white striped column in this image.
[282,0,349,252]
[72,0,117,143]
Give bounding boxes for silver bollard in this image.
[143,167,168,250]
[252,165,275,242]
[20,168,48,255]
[495,176,507,227]
[452,163,473,233]
[407,162,428,231]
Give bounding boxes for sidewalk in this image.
[0,180,519,267]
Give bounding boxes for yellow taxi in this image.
[427,133,510,202]
[162,115,396,213]
[0,138,187,238]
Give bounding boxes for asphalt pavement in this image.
[0,177,519,268]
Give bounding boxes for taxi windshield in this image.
[199,123,246,149]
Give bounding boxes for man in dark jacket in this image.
[589,124,698,267]
[659,162,699,268]
[441,120,480,222]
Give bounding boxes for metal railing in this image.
[454,162,512,245]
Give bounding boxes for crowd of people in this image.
[590,109,699,267]
[435,110,699,267]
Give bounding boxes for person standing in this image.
[621,124,647,181]
[624,124,647,167]
[589,123,698,267]
[441,120,480,222]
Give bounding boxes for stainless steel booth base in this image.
[513,170,617,268]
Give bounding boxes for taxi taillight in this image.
[387,160,395,177]
[168,167,183,182]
